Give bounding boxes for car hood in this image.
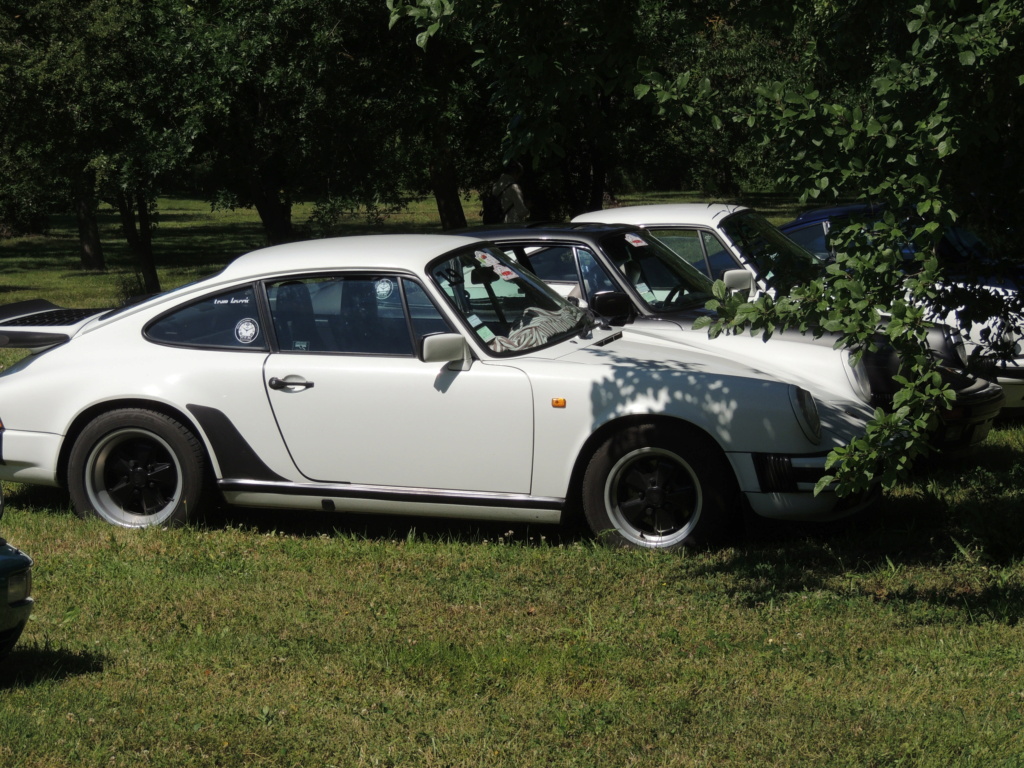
[0,300,109,352]
[607,315,869,406]
[543,328,865,407]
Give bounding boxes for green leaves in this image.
[724,0,1024,496]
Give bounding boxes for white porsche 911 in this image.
[0,235,876,549]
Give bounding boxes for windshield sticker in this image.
[234,318,260,344]
[625,234,648,247]
[493,264,516,281]
[215,295,252,306]
[635,282,651,294]
[375,278,395,300]
[476,325,496,342]
[475,250,500,267]
[467,314,484,328]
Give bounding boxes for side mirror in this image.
[723,269,754,297]
[589,291,634,323]
[422,332,473,370]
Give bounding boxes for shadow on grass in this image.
[693,437,1024,624]
[2,485,75,518]
[0,645,107,689]
[0,285,33,296]
[204,504,587,548]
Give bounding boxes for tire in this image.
[67,409,207,528]
[581,424,738,550]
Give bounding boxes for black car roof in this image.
[457,222,635,244]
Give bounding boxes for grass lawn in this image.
[1,195,1022,767]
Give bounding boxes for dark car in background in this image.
[0,493,33,661]
[780,204,1024,411]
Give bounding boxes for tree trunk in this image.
[587,148,607,213]
[135,193,160,294]
[74,174,105,271]
[429,152,466,230]
[115,191,161,295]
[250,170,293,245]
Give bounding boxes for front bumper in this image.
[993,364,1024,411]
[934,374,1005,450]
[745,484,880,521]
[729,450,880,522]
[0,539,34,659]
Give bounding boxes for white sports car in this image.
[0,235,876,549]
[567,207,1006,445]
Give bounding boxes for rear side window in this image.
[146,286,267,350]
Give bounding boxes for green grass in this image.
[3,445,1024,768]
[2,196,1023,766]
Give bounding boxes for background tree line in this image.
[3,2,1018,269]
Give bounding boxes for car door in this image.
[261,274,535,494]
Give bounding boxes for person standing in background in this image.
[493,161,529,223]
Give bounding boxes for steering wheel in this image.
[662,286,682,307]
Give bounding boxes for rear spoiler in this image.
[0,330,71,349]
[0,299,107,352]
[0,299,63,323]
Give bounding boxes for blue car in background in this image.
[780,204,1024,412]
[0,490,33,661]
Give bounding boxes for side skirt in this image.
[219,479,565,524]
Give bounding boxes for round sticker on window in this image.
[235,318,260,344]
[375,278,395,300]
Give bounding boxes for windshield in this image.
[597,231,715,312]
[720,210,826,291]
[429,246,588,355]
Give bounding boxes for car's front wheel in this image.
[68,409,207,528]
[581,424,738,550]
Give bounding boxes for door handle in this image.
[268,377,315,390]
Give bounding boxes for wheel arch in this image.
[57,399,210,490]
[562,414,728,526]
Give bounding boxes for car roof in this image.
[781,203,882,229]
[457,222,634,245]
[217,234,483,280]
[570,203,749,227]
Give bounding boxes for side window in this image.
[269,278,335,353]
[785,223,829,260]
[402,279,453,340]
[146,286,267,350]
[577,249,619,301]
[527,247,579,282]
[267,276,416,356]
[649,228,709,277]
[701,231,742,282]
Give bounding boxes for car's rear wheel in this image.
[68,409,207,528]
[581,424,738,550]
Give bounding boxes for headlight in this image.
[789,386,822,444]
[845,350,873,404]
[6,569,31,604]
